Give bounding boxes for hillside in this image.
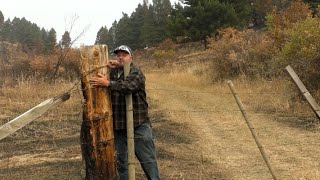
[1,53,320,179]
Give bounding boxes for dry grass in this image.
[1,62,320,179]
[0,77,84,179]
[146,68,320,179]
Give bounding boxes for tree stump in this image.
[79,45,117,179]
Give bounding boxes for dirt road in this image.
[1,71,320,179]
[146,73,320,180]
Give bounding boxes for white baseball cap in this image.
[113,45,132,56]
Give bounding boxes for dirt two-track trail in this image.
[146,73,320,180]
[0,71,319,180]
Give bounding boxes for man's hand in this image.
[108,60,120,69]
[89,73,110,87]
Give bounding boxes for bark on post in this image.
[79,45,117,179]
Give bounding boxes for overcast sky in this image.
[1,0,179,47]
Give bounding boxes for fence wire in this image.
[1,80,320,179]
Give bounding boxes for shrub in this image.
[61,48,81,80]
[153,49,175,59]
[281,17,320,90]
[207,27,278,81]
[266,0,312,47]
[30,55,54,75]
[150,39,177,68]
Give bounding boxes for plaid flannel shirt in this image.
[109,63,149,130]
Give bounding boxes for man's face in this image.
[116,51,132,67]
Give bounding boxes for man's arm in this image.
[109,67,145,93]
[89,66,145,93]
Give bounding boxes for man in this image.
[89,45,160,180]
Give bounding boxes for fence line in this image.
[1,82,317,128]
[147,88,288,95]
[1,81,319,179]
[63,84,318,117]
[150,109,289,114]
[68,82,290,96]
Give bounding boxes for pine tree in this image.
[304,0,320,7]
[95,26,108,45]
[110,0,172,50]
[61,31,71,48]
[40,28,48,45]
[140,4,158,47]
[45,28,57,53]
[114,13,131,47]
[219,0,253,27]
[0,19,12,41]
[11,17,31,51]
[29,23,43,53]
[168,3,188,42]
[171,0,238,48]
[128,3,146,49]
[107,21,117,51]
[3,17,43,52]
[252,0,273,28]
[152,0,172,43]
[0,10,4,28]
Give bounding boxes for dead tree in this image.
[79,45,117,179]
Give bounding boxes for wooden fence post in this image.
[124,61,136,180]
[79,45,117,179]
[285,65,320,120]
[0,93,70,141]
[228,80,279,180]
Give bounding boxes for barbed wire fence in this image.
[1,71,320,179]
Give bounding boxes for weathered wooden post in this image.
[228,80,278,180]
[286,65,320,120]
[79,45,117,179]
[124,62,135,179]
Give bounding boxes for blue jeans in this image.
[114,122,160,180]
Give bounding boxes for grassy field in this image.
[1,60,320,179]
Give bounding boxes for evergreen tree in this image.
[0,10,4,28]
[95,26,108,45]
[29,23,43,52]
[45,28,57,53]
[152,0,172,43]
[219,0,253,27]
[61,31,71,48]
[110,0,172,50]
[140,4,158,47]
[10,17,22,42]
[114,13,131,47]
[96,0,172,50]
[3,17,43,52]
[40,28,48,46]
[252,0,273,28]
[11,17,32,50]
[128,3,146,49]
[114,4,147,50]
[0,19,12,41]
[107,21,117,51]
[304,0,320,15]
[168,3,188,41]
[172,0,238,48]
[0,14,58,53]
[304,0,320,7]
